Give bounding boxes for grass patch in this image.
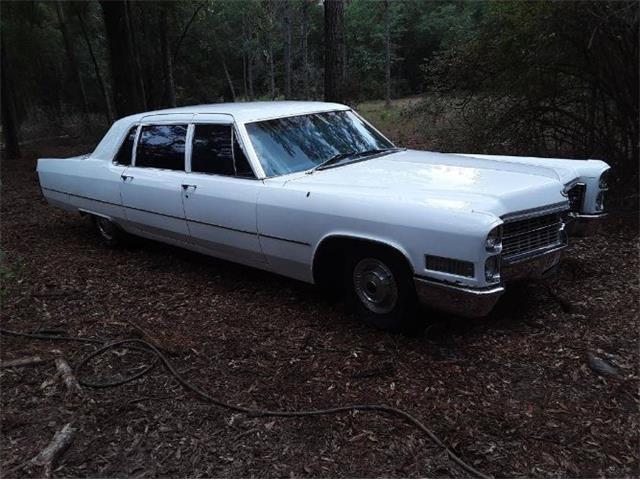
[356,96,429,149]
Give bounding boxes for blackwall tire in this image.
[344,246,421,333]
[93,216,126,248]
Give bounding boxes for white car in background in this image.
[37,102,610,332]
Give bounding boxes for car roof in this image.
[92,101,352,164]
[121,101,350,124]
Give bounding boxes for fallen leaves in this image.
[1,148,638,477]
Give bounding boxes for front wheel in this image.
[345,247,421,333]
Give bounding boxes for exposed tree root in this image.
[1,355,47,369]
[29,423,76,478]
[55,358,81,394]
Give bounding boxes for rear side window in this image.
[114,126,137,165]
[136,124,187,170]
[191,124,255,178]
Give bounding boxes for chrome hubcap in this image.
[96,217,115,241]
[353,258,398,314]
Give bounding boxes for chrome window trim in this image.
[131,124,142,167]
[185,124,195,173]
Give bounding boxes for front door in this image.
[181,121,265,266]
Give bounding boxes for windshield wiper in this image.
[310,148,400,173]
[310,151,358,172]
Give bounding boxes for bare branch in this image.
[172,1,207,66]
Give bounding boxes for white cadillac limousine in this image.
[37,102,610,331]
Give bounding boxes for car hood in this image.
[284,149,570,218]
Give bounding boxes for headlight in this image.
[486,226,502,251]
[599,169,610,190]
[485,256,501,282]
[595,191,605,211]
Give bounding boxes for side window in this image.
[233,133,254,178]
[136,124,187,170]
[114,126,137,166]
[191,124,256,178]
[191,124,235,175]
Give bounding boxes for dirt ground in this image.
[1,143,638,478]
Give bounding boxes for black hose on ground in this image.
[1,327,490,479]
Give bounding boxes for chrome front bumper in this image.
[501,244,565,281]
[414,277,504,318]
[414,246,564,318]
[566,213,607,236]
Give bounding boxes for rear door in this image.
[120,119,191,244]
[181,116,265,266]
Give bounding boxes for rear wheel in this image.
[344,246,421,333]
[93,216,126,248]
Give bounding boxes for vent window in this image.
[113,126,137,166]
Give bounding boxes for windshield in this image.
[245,110,395,177]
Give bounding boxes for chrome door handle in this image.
[121,174,134,181]
[181,184,197,190]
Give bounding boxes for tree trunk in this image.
[125,0,147,110]
[212,30,236,102]
[1,38,21,158]
[160,8,176,107]
[248,50,255,99]
[283,1,293,99]
[324,0,345,103]
[55,1,89,115]
[99,0,145,117]
[221,56,236,102]
[301,0,310,99]
[74,6,115,122]
[384,0,391,107]
[267,38,276,100]
[241,12,249,99]
[242,52,248,100]
[138,7,158,109]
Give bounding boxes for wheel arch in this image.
[311,233,415,288]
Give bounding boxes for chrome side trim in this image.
[414,277,504,318]
[78,208,113,221]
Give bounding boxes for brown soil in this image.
[1,143,638,478]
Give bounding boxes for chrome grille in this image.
[502,212,564,259]
[566,184,585,212]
